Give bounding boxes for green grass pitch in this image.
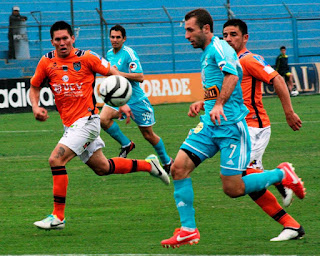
[0,94,319,255]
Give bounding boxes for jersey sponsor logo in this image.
[218,60,226,71]
[52,83,83,96]
[204,85,220,101]
[194,122,204,134]
[62,75,69,82]
[117,58,122,66]
[62,65,68,72]
[73,61,81,71]
[129,62,137,71]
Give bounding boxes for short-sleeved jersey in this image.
[106,45,145,104]
[31,48,110,127]
[201,36,248,126]
[238,48,278,128]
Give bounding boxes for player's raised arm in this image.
[188,101,204,117]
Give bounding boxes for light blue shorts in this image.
[180,117,251,176]
[105,97,155,127]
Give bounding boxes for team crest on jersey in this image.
[129,62,137,71]
[62,75,69,82]
[204,85,220,101]
[73,62,81,71]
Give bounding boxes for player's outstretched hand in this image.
[119,104,134,124]
[286,112,302,131]
[188,101,205,117]
[33,107,49,122]
[209,104,227,125]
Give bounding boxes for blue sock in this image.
[243,168,284,194]
[104,122,130,147]
[154,138,170,165]
[174,178,196,229]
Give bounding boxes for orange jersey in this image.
[31,48,110,127]
[238,48,278,128]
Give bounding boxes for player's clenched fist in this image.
[33,107,49,122]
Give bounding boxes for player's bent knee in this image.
[171,163,189,180]
[223,186,245,198]
[92,167,109,176]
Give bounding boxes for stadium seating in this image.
[0,0,319,78]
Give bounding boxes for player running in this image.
[222,19,304,241]
[30,21,169,230]
[160,9,305,248]
[100,24,172,173]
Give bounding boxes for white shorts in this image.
[59,114,105,163]
[248,126,271,170]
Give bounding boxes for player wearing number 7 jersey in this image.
[161,9,305,248]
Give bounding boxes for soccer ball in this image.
[290,89,299,97]
[98,75,132,107]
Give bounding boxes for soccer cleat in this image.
[33,214,65,230]
[270,226,305,241]
[275,184,294,207]
[119,141,135,158]
[278,162,306,199]
[163,158,173,175]
[161,228,200,248]
[145,154,170,185]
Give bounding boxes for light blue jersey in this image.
[106,45,146,104]
[201,36,248,126]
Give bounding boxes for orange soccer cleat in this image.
[161,228,200,248]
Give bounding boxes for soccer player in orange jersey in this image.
[30,21,169,230]
[223,19,303,241]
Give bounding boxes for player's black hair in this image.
[223,19,248,35]
[110,24,126,38]
[50,21,74,39]
[280,46,286,50]
[185,8,213,33]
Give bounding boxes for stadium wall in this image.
[0,63,319,114]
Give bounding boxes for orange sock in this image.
[108,157,151,174]
[51,166,68,221]
[254,190,300,228]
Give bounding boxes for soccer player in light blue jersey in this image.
[161,9,305,248]
[100,25,172,172]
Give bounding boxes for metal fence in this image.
[0,2,320,75]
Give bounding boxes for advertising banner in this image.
[0,78,55,114]
[1,63,319,114]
